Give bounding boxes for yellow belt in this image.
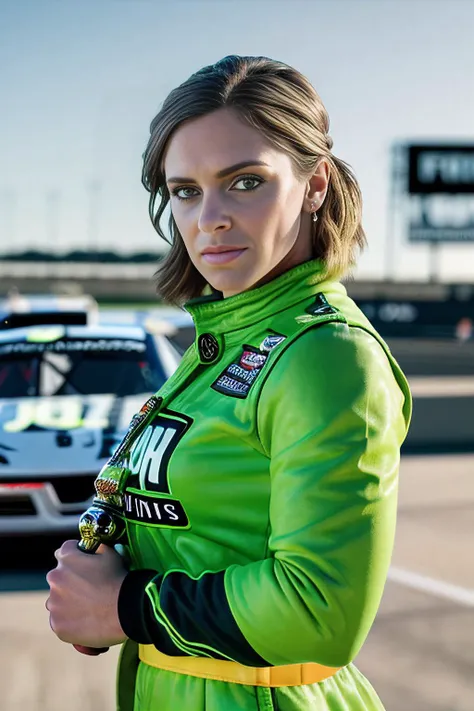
[138,644,341,687]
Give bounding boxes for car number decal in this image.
[1,396,114,432]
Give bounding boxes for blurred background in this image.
[0,0,473,709]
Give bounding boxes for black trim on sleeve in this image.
[119,568,187,656]
[118,569,157,644]
[118,568,271,665]
[160,570,270,666]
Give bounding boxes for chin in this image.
[207,274,253,298]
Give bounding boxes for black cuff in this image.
[118,568,270,665]
[118,569,158,644]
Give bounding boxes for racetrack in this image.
[357,452,474,711]
[1,451,473,711]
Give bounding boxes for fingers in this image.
[46,594,62,639]
[54,539,78,562]
[46,566,61,590]
[45,566,66,615]
[48,611,56,634]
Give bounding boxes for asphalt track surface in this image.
[1,452,473,711]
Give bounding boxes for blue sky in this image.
[1,0,473,281]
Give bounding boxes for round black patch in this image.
[198,333,220,363]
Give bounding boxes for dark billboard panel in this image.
[408,145,474,194]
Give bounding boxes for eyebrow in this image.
[166,160,270,184]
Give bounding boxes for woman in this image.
[46,55,412,711]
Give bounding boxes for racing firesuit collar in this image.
[184,258,346,336]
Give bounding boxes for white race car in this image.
[0,305,181,536]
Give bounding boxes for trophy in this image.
[73,395,162,655]
[77,466,128,555]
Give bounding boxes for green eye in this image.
[232,176,263,191]
[173,187,198,201]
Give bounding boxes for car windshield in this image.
[0,337,165,397]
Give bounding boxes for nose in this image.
[197,192,232,234]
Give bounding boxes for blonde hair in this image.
[142,55,366,305]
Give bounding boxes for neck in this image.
[224,236,314,299]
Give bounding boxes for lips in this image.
[201,245,245,254]
[201,248,247,265]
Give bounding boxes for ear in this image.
[304,159,330,216]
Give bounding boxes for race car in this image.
[0,306,182,536]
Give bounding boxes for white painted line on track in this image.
[408,376,474,397]
[388,566,474,607]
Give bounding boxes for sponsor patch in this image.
[259,334,286,353]
[212,345,268,399]
[127,410,192,495]
[124,489,189,528]
[226,362,261,384]
[239,350,267,370]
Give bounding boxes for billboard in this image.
[357,293,474,339]
[406,145,474,243]
[408,145,474,194]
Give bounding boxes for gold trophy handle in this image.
[77,503,125,553]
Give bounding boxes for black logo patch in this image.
[129,414,190,494]
[305,292,337,316]
[125,409,192,528]
[211,345,268,399]
[124,489,189,528]
[198,333,220,363]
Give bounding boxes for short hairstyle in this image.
[142,55,366,305]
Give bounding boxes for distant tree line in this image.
[0,250,162,263]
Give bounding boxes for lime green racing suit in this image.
[115,259,412,711]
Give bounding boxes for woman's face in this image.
[164,107,327,298]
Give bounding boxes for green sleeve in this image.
[224,322,411,667]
